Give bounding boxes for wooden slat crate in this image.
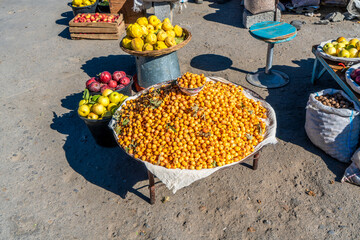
[69,13,125,40]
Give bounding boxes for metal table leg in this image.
[246,43,289,89]
[253,152,260,170]
[311,57,318,85]
[148,170,155,205]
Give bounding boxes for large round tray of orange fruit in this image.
[109,73,277,172]
[120,15,192,57]
[317,37,360,64]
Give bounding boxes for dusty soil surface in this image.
[1,1,360,239]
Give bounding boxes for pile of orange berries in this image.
[177,72,207,89]
[115,79,267,170]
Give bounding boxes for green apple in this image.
[87,112,99,120]
[108,92,123,104]
[97,96,110,107]
[78,104,90,117]
[107,102,118,112]
[338,49,350,58]
[92,103,105,115]
[79,99,88,106]
[326,47,337,56]
[323,43,333,52]
[349,48,358,58]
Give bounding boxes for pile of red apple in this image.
[86,71,131,94]
[350,68,360,85]
[73,13,119,23]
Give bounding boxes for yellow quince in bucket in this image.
[173,25,183,37]
[122,37,132,49]
[155,41,167,50]
[136,17,148,26]
[166,30,175,38]
[155,23,162,31]
[131,37,144,51]
[145,33,157,45]
[143,43,154,51]
[129,23,143,38]
[162,18,171,24]
[148,15,160,26]
[141,25,148,36]
[162,22,173,31]
[157,30,167,41]
[165,36,176,47]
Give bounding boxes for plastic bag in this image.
[342,148,360,186]
[347,0,360,17]
[109,77,278,193]
[292,0,320,7]
[305,89,360,163]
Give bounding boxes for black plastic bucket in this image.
[69,0,99,16]
[80,115,117,148]
[96,4,110,13]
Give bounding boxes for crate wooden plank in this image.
[110,0,145,24]
[69,26,119,34]
[69,14,123,27]
[109,0,127,13]
[70,21,125,40]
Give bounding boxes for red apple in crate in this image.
[115,84,125,90]
[89,82,101,92]
[120,76,130,86]
[86,77,97,88]
[100,71,112,84]
[112,71,126,82]
[108,80,117,88]
[101,85,111,94]
[351,69,360,80]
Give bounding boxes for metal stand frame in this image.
[146,152,260,204]
[246,43,289,89]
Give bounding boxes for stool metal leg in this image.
[246,43,290,89]
[265,43,274,74]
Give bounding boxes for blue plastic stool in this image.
[246,21,297,88]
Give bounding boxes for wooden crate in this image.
[69,14,125,40]
[109,0,145,25]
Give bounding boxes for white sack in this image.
[305,89,360,163]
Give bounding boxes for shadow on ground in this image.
[191,53,349,180]
[191,54,251,74]
[265,58,349,181]
[203,0,244,28]
[56,11,74,39]
[81,55,137,77]
[50,91,154,203]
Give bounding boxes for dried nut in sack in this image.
[115,77,268,170]
[315,93,354,109]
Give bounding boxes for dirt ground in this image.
[1,0,360,239]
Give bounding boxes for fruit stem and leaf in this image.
[212,161,217,167]
[190,104,203,117]
[115,125,122,135]
[246,133,253,140]
[83,89,90,101]
[175,34,185,44]
[148,98,163,109]
[122,118,130,126]
[166,123,176,132]
[157,153,163,165]
[256,123,264,136]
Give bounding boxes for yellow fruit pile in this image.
[122,15,184,51]
[114,77,267,170]
[323,37,360,58]
[72,0,96,7]
[78,89,128,120]
[178,72,207,89]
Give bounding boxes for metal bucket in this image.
[135,51,181,89]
